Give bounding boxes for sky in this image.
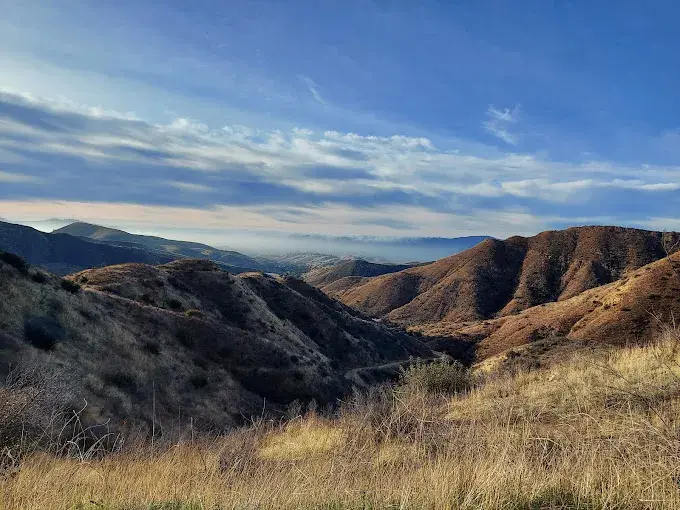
[1,0,679,252]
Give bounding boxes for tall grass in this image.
[4,328,680,508]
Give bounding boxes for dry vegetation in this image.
[4,325,680,509]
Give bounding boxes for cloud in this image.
[483,104,520,145]
[1,91,679,239]
[0,169,42,183]
[300,76,326,105]
[165,181,214,193]
[0,199,553,239]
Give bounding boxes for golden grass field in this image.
[5,326,680,509]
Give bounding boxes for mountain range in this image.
[54,222,274,273]
[2,220,680,429]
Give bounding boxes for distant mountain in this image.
[0,256,432,429]
[303,259,413,288]
[54,222,273,273]
[259,252,345,273]
[326,226,680,326]
[0,221,175,275]
[247,234,491,263]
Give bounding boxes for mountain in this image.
[0,255,432,430]
[324,226,680,328]
[54,222,270,273]
[258,252,345,274]
[417,250,680,362]
[0,221,176,275]
[303,259,413,288]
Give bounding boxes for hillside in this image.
[0,254,431,431]
[413,250,680,361]
[303,259,412,288]
[54,222,273,273]
[0,221,175,275]
[9,329,680,508]
[325,226,680,328]
[257,252,344,274]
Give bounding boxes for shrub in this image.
[398,358,472,395]
[24,316,64,351]
[31,271,47,284]
[185,309,203,319]
[142,340,160,355]
[167,299,183,311]
[0,250,29,275]
[60,279,81,294]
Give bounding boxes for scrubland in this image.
[4,325,680,509]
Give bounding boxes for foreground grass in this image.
[5,334,680,509]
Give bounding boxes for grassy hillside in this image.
[4,326,680,508]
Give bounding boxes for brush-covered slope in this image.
[0,255,431,430]
[415,251,680,361]
[0,221,175,275]
[303,259,412,288]
[54,222,271,273]
[329,226,679,325]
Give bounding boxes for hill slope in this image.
[54,222,271,273]
[0,221,175,275]
[0,255,431,430]
[303,259,412,288]
[416,250,680,361]
[327,226,680,326]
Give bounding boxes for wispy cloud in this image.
[165,181,214,193]
[300,76,327,105]
[0,169,42,183]
[483,104,520,145]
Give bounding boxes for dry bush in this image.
[398,357,473,396]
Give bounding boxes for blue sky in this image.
[1,0,679,247]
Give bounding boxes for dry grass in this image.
[5,330,680,508]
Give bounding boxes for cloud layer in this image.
[0,91,679,240]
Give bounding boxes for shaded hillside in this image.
[0,255,431,431]
[303,259,412,288]
[327,226,679,326]
[0,221,175,275]
[54,222,272,273]
[415,251,680,361]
